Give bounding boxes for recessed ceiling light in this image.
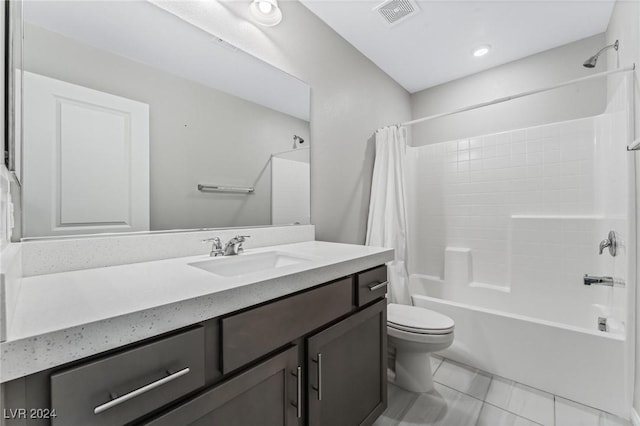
[249,0,283,27]
[472,45,491,57]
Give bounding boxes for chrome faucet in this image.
[598,230,617,256]
[203,237,224,257]
[223,235,250,256]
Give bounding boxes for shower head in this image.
[583,56,598,68]
[583,40,618,68]
[292,135,305,149]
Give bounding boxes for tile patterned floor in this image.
[374,355,631,426]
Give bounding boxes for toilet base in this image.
[394,351,435,393]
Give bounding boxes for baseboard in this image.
[631,407,640,426]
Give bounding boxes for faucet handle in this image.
[234,235,250,253]
[202,237,222,246]
[598,230,617,257]
[202,237,223,256]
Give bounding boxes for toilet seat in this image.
[387,303,454,335]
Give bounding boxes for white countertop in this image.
[1,241,393,382]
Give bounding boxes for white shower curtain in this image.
[365,125,411,305]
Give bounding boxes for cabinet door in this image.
[144,345,301,426]
[307,300,387,426]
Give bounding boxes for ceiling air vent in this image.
[373,0,420,27]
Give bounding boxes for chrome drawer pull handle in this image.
[312,353,322,401]
[291,366,302,418]
[93,367,190,415]
[367,281,388,292]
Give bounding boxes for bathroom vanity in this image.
[0,240,392,426]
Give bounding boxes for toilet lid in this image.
[387,303,454,335]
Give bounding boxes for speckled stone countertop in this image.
[0,241,393,383]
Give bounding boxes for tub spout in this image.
[584,275,613,286]
[583,275,625,287]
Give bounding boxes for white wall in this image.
[23,23,310,231]
[604,0,640,417]
[150,0,412,244]
[410,34,608,146]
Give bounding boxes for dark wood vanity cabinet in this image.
[307,299,387,426]
[2,266,388,426]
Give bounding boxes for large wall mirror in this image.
[13,0,311,238]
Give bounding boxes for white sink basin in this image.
[188,251,310,277]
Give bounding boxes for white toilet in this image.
[387,303,455,393]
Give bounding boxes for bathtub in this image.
[411,274,631,419]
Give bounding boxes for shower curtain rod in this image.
[390,64,635,129]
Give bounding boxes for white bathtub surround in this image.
[406,115,627,293]
[406,93,634,417]
[366,125,411,304]
[271,149,311,225]
[20,224,315,276]
[0,240,392,382]
[376,356,632,426]
[632,408,640,426]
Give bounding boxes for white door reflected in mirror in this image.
[22,71,150,238]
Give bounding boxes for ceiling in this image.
[300,0,616,93]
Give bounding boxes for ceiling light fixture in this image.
[472,45,491,58]
[249,0,283,27]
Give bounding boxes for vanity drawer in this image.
[51,327,205,426]
[222,277,353,373]
[356,265,388,306]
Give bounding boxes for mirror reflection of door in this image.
[22,71,150,237]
